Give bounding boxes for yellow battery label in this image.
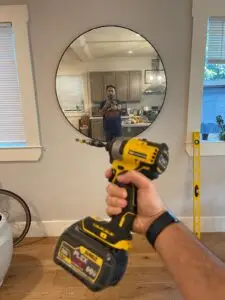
[80,246,103,266]
[57,241,103,283]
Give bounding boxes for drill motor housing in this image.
[54,137,169,292]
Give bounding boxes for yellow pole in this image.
[193,132,201,239]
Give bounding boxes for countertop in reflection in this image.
[122,122,150,127]
[90,116,129,119]
[90,116,150,127]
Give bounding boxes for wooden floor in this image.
[1,233,225,300]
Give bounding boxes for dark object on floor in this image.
[0,189,31,247]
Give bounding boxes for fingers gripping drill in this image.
[54,137,169,292]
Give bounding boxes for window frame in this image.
[0,5,41,162]
[186,0,225,156]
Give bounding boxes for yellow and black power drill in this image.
[54,137,169,292]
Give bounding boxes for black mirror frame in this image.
[54,24,168,139]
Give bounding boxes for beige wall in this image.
[0,0,225,229]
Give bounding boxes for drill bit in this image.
[75,138,106,148]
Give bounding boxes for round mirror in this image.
[56,26,167,142]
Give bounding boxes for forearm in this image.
[99,108,105,116]
[155,222,225,300]
[99,100,111,116]
[99,106,109,116]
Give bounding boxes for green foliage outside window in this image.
[204,64,225,80]
[216,115,225,141]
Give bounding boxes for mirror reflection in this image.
[56,26,167,141]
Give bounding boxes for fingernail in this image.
[122,200,127,207]
[122,190,127,198]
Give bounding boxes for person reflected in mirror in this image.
[99,85,122,142]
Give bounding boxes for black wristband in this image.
[146,211,179,248]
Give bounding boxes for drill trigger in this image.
[108,169,117,182]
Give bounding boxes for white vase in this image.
[0,213,13,287]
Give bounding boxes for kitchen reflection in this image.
[56,26,167,141]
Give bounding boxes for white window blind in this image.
[56,75,84,111]
[207,17,225,64]
[0,23,26,147]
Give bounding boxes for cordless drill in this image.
[54,137,169,292]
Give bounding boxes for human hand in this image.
[103,100,111,111]
[105,170,167,234]
[111,100,121,111]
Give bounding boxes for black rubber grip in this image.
[109,182,137,233]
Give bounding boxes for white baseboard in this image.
[26,220,74,237]
[25,216,225,237]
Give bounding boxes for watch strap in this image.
[146,211,179,248]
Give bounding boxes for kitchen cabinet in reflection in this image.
[89,71,142,104]
[90,118,104,140]
[122,123,150,137]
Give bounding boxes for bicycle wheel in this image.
[0,189,31,247]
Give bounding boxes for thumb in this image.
[117,170,150,189]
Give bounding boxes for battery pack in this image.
[54,221,128,292]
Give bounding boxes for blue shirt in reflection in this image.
[99,99,122,141]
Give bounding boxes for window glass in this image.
[201,18,225,142]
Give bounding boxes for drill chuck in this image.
[75,138,106,148]
[75,137,127,163]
